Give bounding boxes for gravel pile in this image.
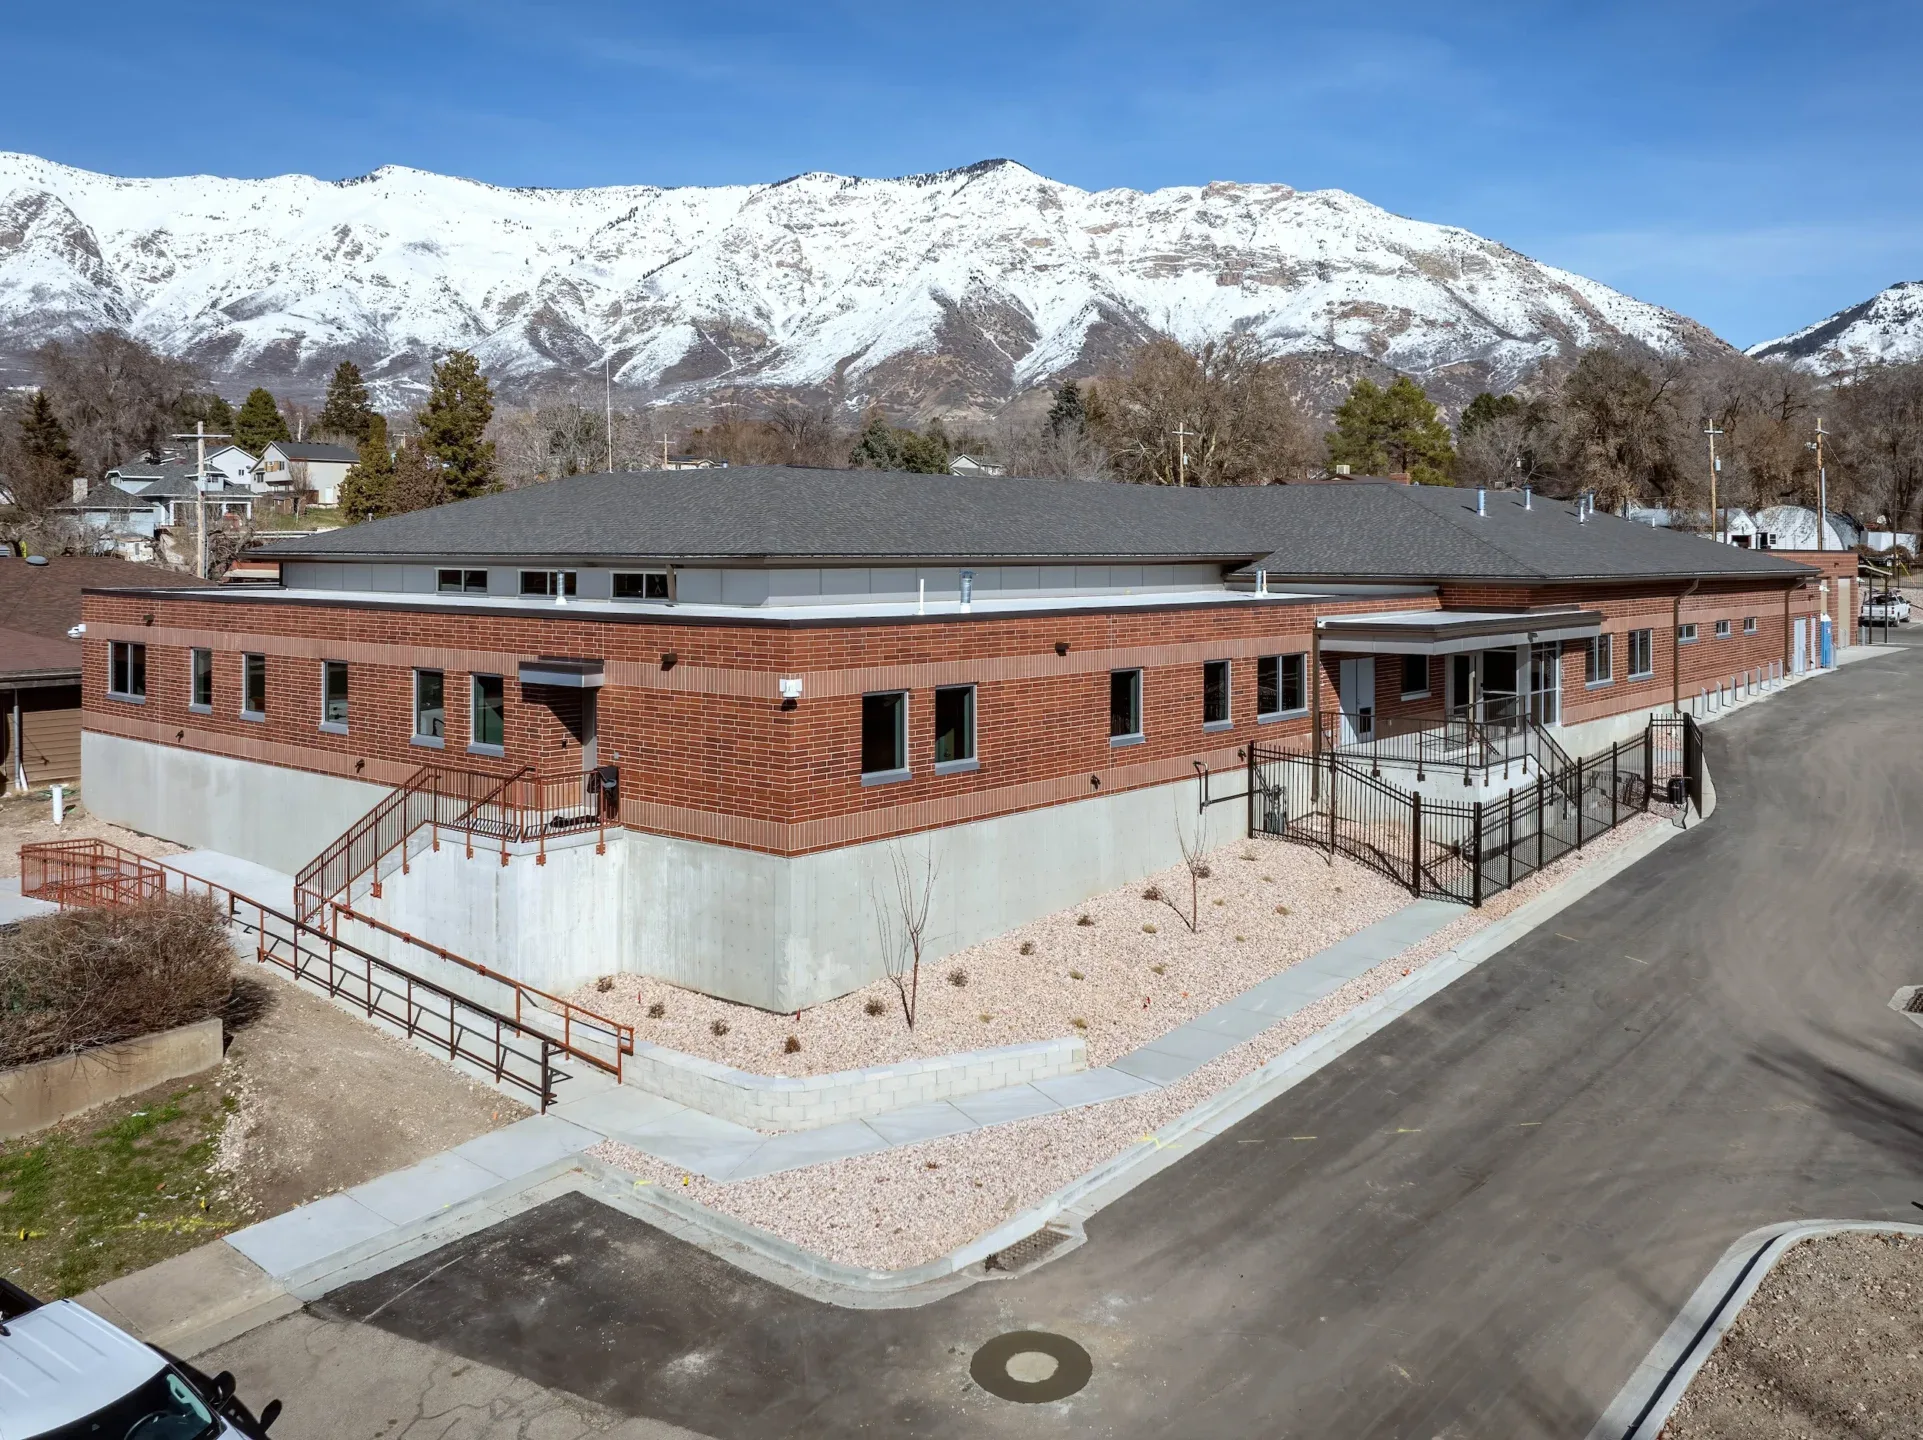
[568,839,1409,1075]
[591,821,1655,1271]
[1662,1231,1923,1439]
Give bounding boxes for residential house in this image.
[255,440,357,506]
[948,455,1004,476]
[79,469,1818,1011]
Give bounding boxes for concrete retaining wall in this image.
[82,732,385,877]
[621,1035,1086,1131]
[0,1017,224,1140]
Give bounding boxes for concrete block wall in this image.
[620,1036,1086,1131]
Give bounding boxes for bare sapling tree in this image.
[1172,795,1209,932]
[871,840,939,1028]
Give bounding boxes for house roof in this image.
[248,468,1817,584]
[251,466,1270,565]
[62,482,162,512]
[0,624,80,683]
[1221,483,1815,584]
[136,471,257,501]
[0,554,201,643]
[266,441,357,462]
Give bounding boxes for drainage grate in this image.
[984,1225,1071,1274]
[969,1330,1093,1403]
[1907,989,1923,1014]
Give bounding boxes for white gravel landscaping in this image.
[589,813,1666,1271]
[568,839,1411,1075]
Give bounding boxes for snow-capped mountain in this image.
[0,152,1721,412]
[1746,281,1923,375]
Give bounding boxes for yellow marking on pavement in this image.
[1519,1122,1542,1127]
[1625,955,1649,965]
[1555,933,1580,942]
[1292,1135,1317,1141]
[1392,1128,1423,1134]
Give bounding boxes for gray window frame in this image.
[519,570,577,597]
[932,684,977,773]
[469,674,505,753]
[320,660,349,732]
[1256,653,1307,720]
[1399,653,1430,700]
[241,652,266,719]
[1677,622,1698,644]
[412,668,445,747]
[1202,659,1232,730]
[1585,634,1614,687]
[1109,668,1144,745]
[108,641,147,702]
[612,570,672,601]
[437,568,488,594]
[1628,628,1655,679]
[861,690,909,783]
[1742,616,1758,634]
[189,647,213,712]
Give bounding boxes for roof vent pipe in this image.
[1579,495,1589,525]
[1523,485,1532,510]
[1476,487,1486,516]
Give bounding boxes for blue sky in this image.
[5,0,1917,348]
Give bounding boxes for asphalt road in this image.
[213,648,1923,1438]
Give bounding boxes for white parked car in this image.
[0,1279,281,1440]
[1860,592,1911,625]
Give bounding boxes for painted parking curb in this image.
[1585,1219,1923,1440]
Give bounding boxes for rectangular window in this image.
[1628,628,1655,679]
[1743,616,1758,634]
[1677,623,1698,644]
[1109,669,1143,742]
[861,691,908,778]
[1257,654,1306,717]
[242,653,266,717]
[190,648,212,709]
[1585,634,1614,686]
[519,570,577,597]
[933,685,976,768]
[1202,660,1231,728]
[612,571,671,600]
[108,641,147,700]
[471,674,505,750]
[1714,619,1732,639]
[321,660,349,728]
[413,669,445,743]
[438,568,487,593]
[1399,653,1429,699]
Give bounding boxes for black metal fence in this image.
[1248,715,1699,906]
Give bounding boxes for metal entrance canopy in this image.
[1317,607,1603,656]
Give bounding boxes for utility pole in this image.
[1703,423,1724,543]
[171,420,231,580]
[604,357,614,472]
[1170,424,1198,487]
[1814,416,1829,550]
[660,434,670,470]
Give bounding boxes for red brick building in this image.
[79,470,1818,1008]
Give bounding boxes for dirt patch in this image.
[567,838,1410,1076]
[217,966,527,1217]
[1661,1230,1923,1439]
[0,790,187,880]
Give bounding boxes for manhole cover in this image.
[969,1330,1093,1403]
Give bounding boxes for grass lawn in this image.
[0,1075,249,1299]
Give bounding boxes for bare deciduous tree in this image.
[1171,796,1208,933]
[871,841,938,1028]
[1091,335,1314,486]
[36,331,204,477]
[1831,362,1923,530]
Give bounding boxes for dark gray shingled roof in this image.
[1219,483,1814,583]
[253,467,1267,565]
[270,441,357,462]
[253,467,1816,583]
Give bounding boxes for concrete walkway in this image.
[217,897,1463,1289]
[0,875,57,925]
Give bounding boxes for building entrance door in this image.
[1527,642,1562,726]
[1792,618,1808,674]
[1337,658,1375,745]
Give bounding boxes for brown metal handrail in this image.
[18,838,567,1108]
[19,837,630,1087]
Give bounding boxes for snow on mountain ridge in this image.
[1746,281,1923,375]
[0,151,1713,410]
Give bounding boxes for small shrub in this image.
[1333,884,1342,892]
[979,1012,993,1022]
[1077,914,1094,927]
[1276,904,1291,916]
[947,967,968,988]
[1193,864,1212,879]
[1018,940,1035,956]
[1142,923,1158,935]
[1141,884,1163,902]
[1241,847,1257,861]
[924,1160,940,1170]
[864,997,886,1016]
[710,1018,730,1037]
[1067,969,1084,981]
[1070,1017,1088,1030]
[1261,875,1273,883]
[783,1034,801,1054]
[595,975,614,993]
[1150,963,1166,975]
[1211,897,1225,907]
[647,1000,667,1019]
[1235,934,1246,943]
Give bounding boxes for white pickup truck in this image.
[0,1279,282,1440]
[1861,591,1911,625]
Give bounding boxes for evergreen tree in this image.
[847,412,950,473]
[1045,381,1087,438]
[317,361,376,444]
[848,413,904,469]
[1325,375,1456,485]
[898,419,950,474]
[234,387,291,456]
[416,350,496,499]
[386,436,449,515]
[1460,391,1523,437]
[173,391,236,437]
[12,390,82,514]
[205,394,236,436]
[338,414,394,523]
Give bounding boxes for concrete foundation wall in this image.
[82,732,385,877]
[359,774,1240,1010]
[0,1018,223,1140]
